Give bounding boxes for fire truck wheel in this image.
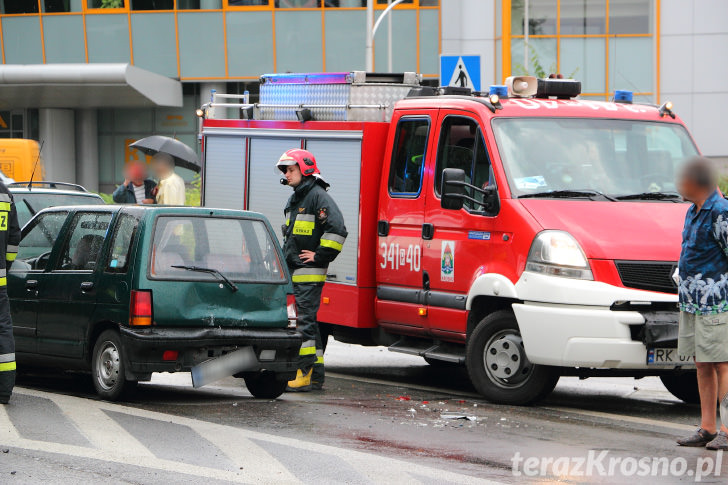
[659,373,700,404]
[466,310,559,405]
[244,371,287,399]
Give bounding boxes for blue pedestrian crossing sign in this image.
[440,55,481,92]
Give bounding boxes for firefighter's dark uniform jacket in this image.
[0,183,21,400]
[283,177,347,284]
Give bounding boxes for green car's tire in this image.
[91,330,136,401]
[244,370,287,399]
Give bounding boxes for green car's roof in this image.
[39,204,269,220]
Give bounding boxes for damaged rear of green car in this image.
[10,205,304,400]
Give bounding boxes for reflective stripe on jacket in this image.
[283,177,347,283]
[0,186,20,284]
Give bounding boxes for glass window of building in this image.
[559,0,606,35]
[609,0,651,34]
[227,0,269,6]
[4,0,40,13]
[87,0,127,8]
[131,0,174,9]
[43,0,82,12]
[507,0,656,101]
[275,0,320,6]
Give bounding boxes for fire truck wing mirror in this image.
[483,185,500,214]
[441,168,466,211]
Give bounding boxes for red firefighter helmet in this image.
[276,149,320,177]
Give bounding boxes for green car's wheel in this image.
[244,371,287,399]
[91,330,136,401]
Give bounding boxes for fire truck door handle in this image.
[377,220,390,237]
[422,271,430,291]
[422,223,434,240]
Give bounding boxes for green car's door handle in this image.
[25,280,38,290]
[80,282,95,292]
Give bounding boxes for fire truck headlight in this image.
[526,231,593,280]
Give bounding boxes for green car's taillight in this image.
[130,290,153,326]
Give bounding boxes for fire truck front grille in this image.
[615,261,678,295]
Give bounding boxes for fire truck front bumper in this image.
[512,272,682,370]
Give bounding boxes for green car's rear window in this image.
[150,216,286,283]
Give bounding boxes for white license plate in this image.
[647,348,693,365]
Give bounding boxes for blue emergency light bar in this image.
[613,90,634,104]
[489,85,508,97]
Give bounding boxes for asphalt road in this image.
[1,340,724,484]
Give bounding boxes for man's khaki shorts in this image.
[678,311,728,363]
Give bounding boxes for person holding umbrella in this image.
[129,135,201,206]
[152,153,186,205]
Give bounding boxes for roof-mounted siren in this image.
[535,78,581,99]
[505,76,538,97]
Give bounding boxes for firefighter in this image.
[0,182,21,404]
[277,149,347,391]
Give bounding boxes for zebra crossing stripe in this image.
[3,387,501,485]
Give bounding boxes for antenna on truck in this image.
[27,140,44,190]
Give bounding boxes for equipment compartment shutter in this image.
[203,136,246,210]
[248,138,303,246]
[305,139,361,286]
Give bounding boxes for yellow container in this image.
[0,139,44,182]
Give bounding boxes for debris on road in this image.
[395,395,411,401]
[440,413,477,421]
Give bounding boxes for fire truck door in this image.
[376,113,437,330]
[423,112,496,335]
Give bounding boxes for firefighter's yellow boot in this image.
[286,368,312,392]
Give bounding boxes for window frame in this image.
[147,214,288,285]
[105,212,141,274]
[433,114,495,214]
[387,116,431,199]
[14,210,71,272]
[52,211,114,273]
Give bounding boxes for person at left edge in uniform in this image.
[0,180,21,404]
[276,149,347,392]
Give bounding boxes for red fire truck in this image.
[198,72,699,405]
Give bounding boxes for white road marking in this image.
[543,406,694,432]
[0,401,21,440]
[51,394,156,458]
[192,420,302,484]
[3,387,501,485]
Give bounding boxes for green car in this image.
[9,205,303,400]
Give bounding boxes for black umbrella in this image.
[129,136,200,173]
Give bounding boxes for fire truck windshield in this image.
[492,118,699,200]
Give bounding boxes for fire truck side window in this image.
[388,118,430,197]
[435,116,492,211]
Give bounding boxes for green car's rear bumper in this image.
[119,326,304,381]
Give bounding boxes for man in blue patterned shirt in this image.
[676,157,728,450]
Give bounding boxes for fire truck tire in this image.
[466,310,559,405]
[91,330,137,401]
[244,371,287,399]
[659,373,700,404]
